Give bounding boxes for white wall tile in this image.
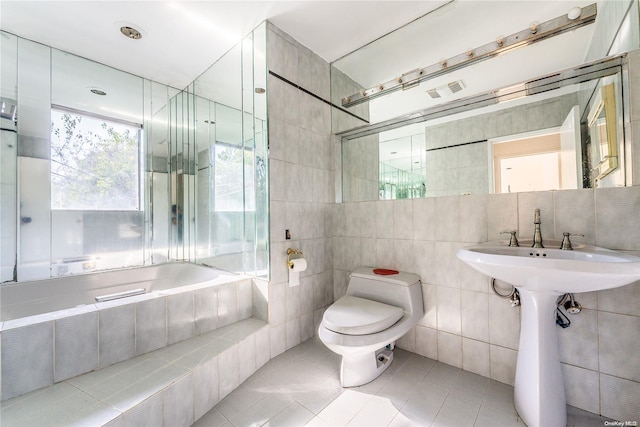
[136,297,167,355]
[462,338,490,378]
[561,364,599,414]
[269,281,286,325]
[436,286,461,335]
[598,311,640,382]
[461,291,489,342]
[598,281,640,317]
[255,326,271,369]
[600,374,640,422]
[595,186,640,250]
[162,373,194,427]
[285,318,301,350]
[218,346,239,400]
[123,392,163,427]
[413,198,435,241]
[285,284,301,320]
[217,283,239,328]
[393,199,414,240]
[413,240,435,285]
[553,189,595,243]
[490,345,517,386]
[489,294,520,350]
[55,312,99,382]
[557,309,598,371]
[270,323,286,359]
[100,305,135,368]
[167,292,194,345]
[437,331,462,368]
[194,357,219,421]
[459,194,488,243]
[376,201,394,239]
[487,193,518,241]
[434,196,459,241]
[432,242,461,288]
[1,322,53,400]
[195,287,218,336]
[396,327,416,352]
[416,325,438,360]
[238,334,257,383]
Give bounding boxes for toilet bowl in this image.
[318,267,424,387]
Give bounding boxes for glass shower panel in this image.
[0,32,18,282]
[50,49,145,276]
[16,38,51,281]
[253,23,269,278]
[242,33,257,276]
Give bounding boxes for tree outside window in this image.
[50,109,141,210]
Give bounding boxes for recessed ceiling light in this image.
[90,89,107,96]
[120,26,143,40]
[390,151,397,154]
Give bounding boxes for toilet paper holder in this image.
[287,248,304,268]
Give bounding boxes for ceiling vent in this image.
[426,80,466,99]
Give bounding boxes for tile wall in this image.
[333,188,640,422]
[266,23,335,358]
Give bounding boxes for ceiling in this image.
[0,1,447,90]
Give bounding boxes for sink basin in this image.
[457,241,640,293]
[457,241,640,427]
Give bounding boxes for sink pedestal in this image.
[514,289,566,427]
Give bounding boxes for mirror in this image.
[588,83,618,182]
[333,0,639,202]
[0,30,176,282]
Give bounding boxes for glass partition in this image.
[0,30,177,282]
[192,23,269,277]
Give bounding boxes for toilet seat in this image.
[322,295,404,335]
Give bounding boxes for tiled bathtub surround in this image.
[1,275,253,401]
[333,186,640,422]
[0,318,269,426]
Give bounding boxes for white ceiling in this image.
[0,1,447,90]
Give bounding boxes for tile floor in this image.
[194,338,611,427]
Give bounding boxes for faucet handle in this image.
[560,232,584,250]
[500,231,519,247]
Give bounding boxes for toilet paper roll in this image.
[289,271,300,287]
[289,258,307,272]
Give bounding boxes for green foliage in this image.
[50,112,140,210]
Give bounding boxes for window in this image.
[50,108,141,210]
[214,143,255,212]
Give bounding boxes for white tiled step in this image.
[0,318,269,427]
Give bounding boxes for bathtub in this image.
[1,262,242,322]
[0,262,254,401]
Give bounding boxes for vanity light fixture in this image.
[567,7,582,21]
[341,3,597,108]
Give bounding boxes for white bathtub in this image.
[0,262,254,401]
[0,262,236,322]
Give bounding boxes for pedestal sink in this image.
[457,241,640,427]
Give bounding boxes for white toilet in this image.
[318,267,424,387]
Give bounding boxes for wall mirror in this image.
[0,31,177,283]
[588,82,619,182]
[332,0,639,202]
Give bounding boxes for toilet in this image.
[318,267,424,387]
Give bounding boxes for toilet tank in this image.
[346,267,422,313]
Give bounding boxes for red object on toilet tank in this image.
[373,268,399,275]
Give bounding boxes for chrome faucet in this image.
[532,208,544,248]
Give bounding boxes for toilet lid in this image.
[322,295,404,335]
